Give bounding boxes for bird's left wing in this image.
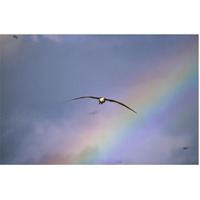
[105,98,137,113]
[65,96,100,102]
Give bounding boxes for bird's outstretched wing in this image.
[65,96,100,102]
[105,98,137,113]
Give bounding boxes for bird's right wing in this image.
[105,98,137,113]
[65,96,100,102]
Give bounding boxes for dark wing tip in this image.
[65,96,99,103]
[127,107,137,114]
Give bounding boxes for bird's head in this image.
[99,97,105,104]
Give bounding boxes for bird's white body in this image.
[99,97,105,104]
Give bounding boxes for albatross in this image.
[65,96,137,113]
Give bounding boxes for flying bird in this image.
[183,147,189,150]
[13,35,18,39]
[65,96,137,113]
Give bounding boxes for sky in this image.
[0,34,198,164]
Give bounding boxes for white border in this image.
[0,0,199,34]
[0,0,199,200]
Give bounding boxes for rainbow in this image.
[60,37,198,164]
